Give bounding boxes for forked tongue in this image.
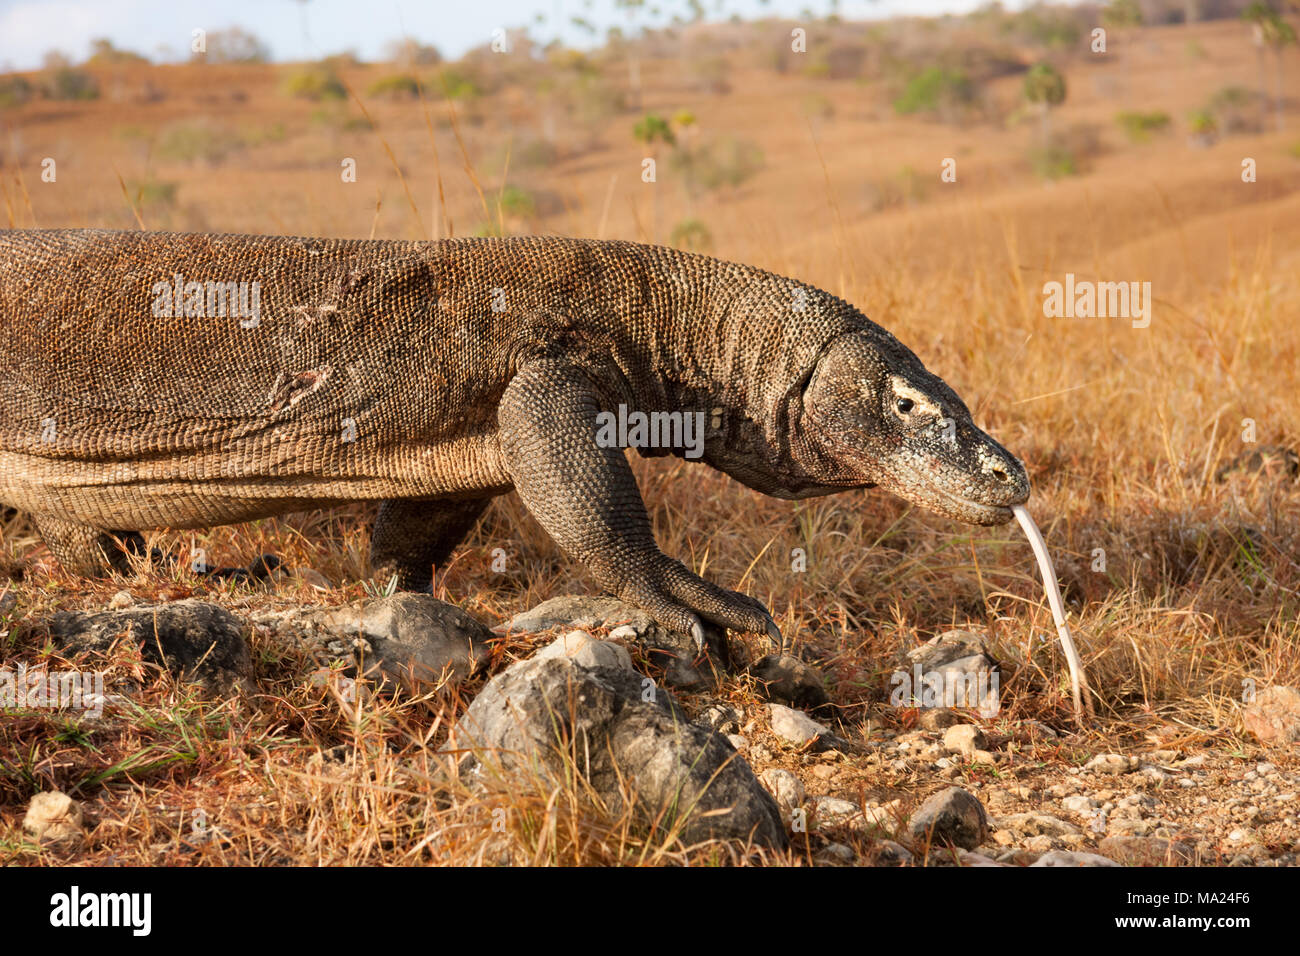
[1012,504,1093,722]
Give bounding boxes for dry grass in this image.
[1,12,1298,865]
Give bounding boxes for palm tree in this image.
[1024,62,1067,149]
[1103,0,1143,98]
[1242,2,1297,131]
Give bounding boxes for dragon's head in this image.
[799,331,1029,524]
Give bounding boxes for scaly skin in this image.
[0,229,1029,648]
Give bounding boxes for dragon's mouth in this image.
[889,468,1024,526]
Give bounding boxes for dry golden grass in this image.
[1,13,1298,865]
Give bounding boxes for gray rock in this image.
[769,703,829,745]
[996,811,1081,838]
[49,600,252,695]
[323,593,494,691]
[903,630,1001,714]
[1084,753,1140,774]
[1030,850,1121,867]
[446,636,786,849]
[872,839,914,866]
[1099,835,1200,866]
[759,769,805,816]
[504,594,717,688]
[909,787,990,849]
[749,654,831,713]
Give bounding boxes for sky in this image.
[0,0,1035,72]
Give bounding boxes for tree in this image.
[616,0,645,109]
[1242,2,1297,131]
[634,114,675,241]
[1024,62,1066,148]
[1103,0,1143,96]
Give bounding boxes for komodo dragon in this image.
[0,229,1030,649]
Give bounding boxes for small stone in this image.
[1030,850,1121,867]
[726,734,749,753]
[749,654,831,713]
[23,791,84,845]
[294,568,334,591]
[812,795,859,824]
[943,724,987,756]
[1084,753,1139,774]
[1099,835,1199,866]
[535,630,632,672]
[1243,686,1300,745]
[816,842,856,865]
[909,787,989,849]
[759,769,805,816]
[768,703,830,746]
[1062,795,1098,814]
[108,590,134,609]
[917,708,962,731]
[873,839,913,865]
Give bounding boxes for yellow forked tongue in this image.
[1012,504,1093,721]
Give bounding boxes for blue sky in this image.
[0,0,1031,71]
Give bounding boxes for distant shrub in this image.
[507,137,559,169]
[0,75,34,109]
[156,123,242,165]
[1029,144,1077,179]
[43,68,99,101]
[126,178,178,208]
[497,185,536,219]
[283,66,346,101]
[436,67,482,101]
[1116,110,1171,143]
[1206,86,1264,135]
[893,67,974,119]
[199,28,271,64]
[685,55,731,94]
[367,73,420,99]
[670,218,712,252]
[802,92,835,119]
[671,136,764,193]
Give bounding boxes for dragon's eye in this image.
[896,398,914,414]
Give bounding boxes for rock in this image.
[696,703,743,735]
[759,769,805,816]
[49,600,253,695]
[1062,795,1099,814]
[1084,753,1140,774]
[108,590,134,609]
[909,787,990,849]
[1215,445,1298,482]
[902,629,1000,715]
[872,839,913,866]
[535,629,632,671]
[768,703,829,746]
[749,655,831,713]
[504,594,716,688]
[23,791,84,845]
[917,708,963,731]
[943,724,987,757]
[726,734,749,753]
[959,850,1007,867]
[816,842,855,865]
[323,593,493,691]
[1099,835,1200,866]
[811,795,859,825]
[996,812,1081,838]
[1030,850,1120,867]
[1242,686,1300,745]
[293,568,334,592]
[446,634,786,849]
